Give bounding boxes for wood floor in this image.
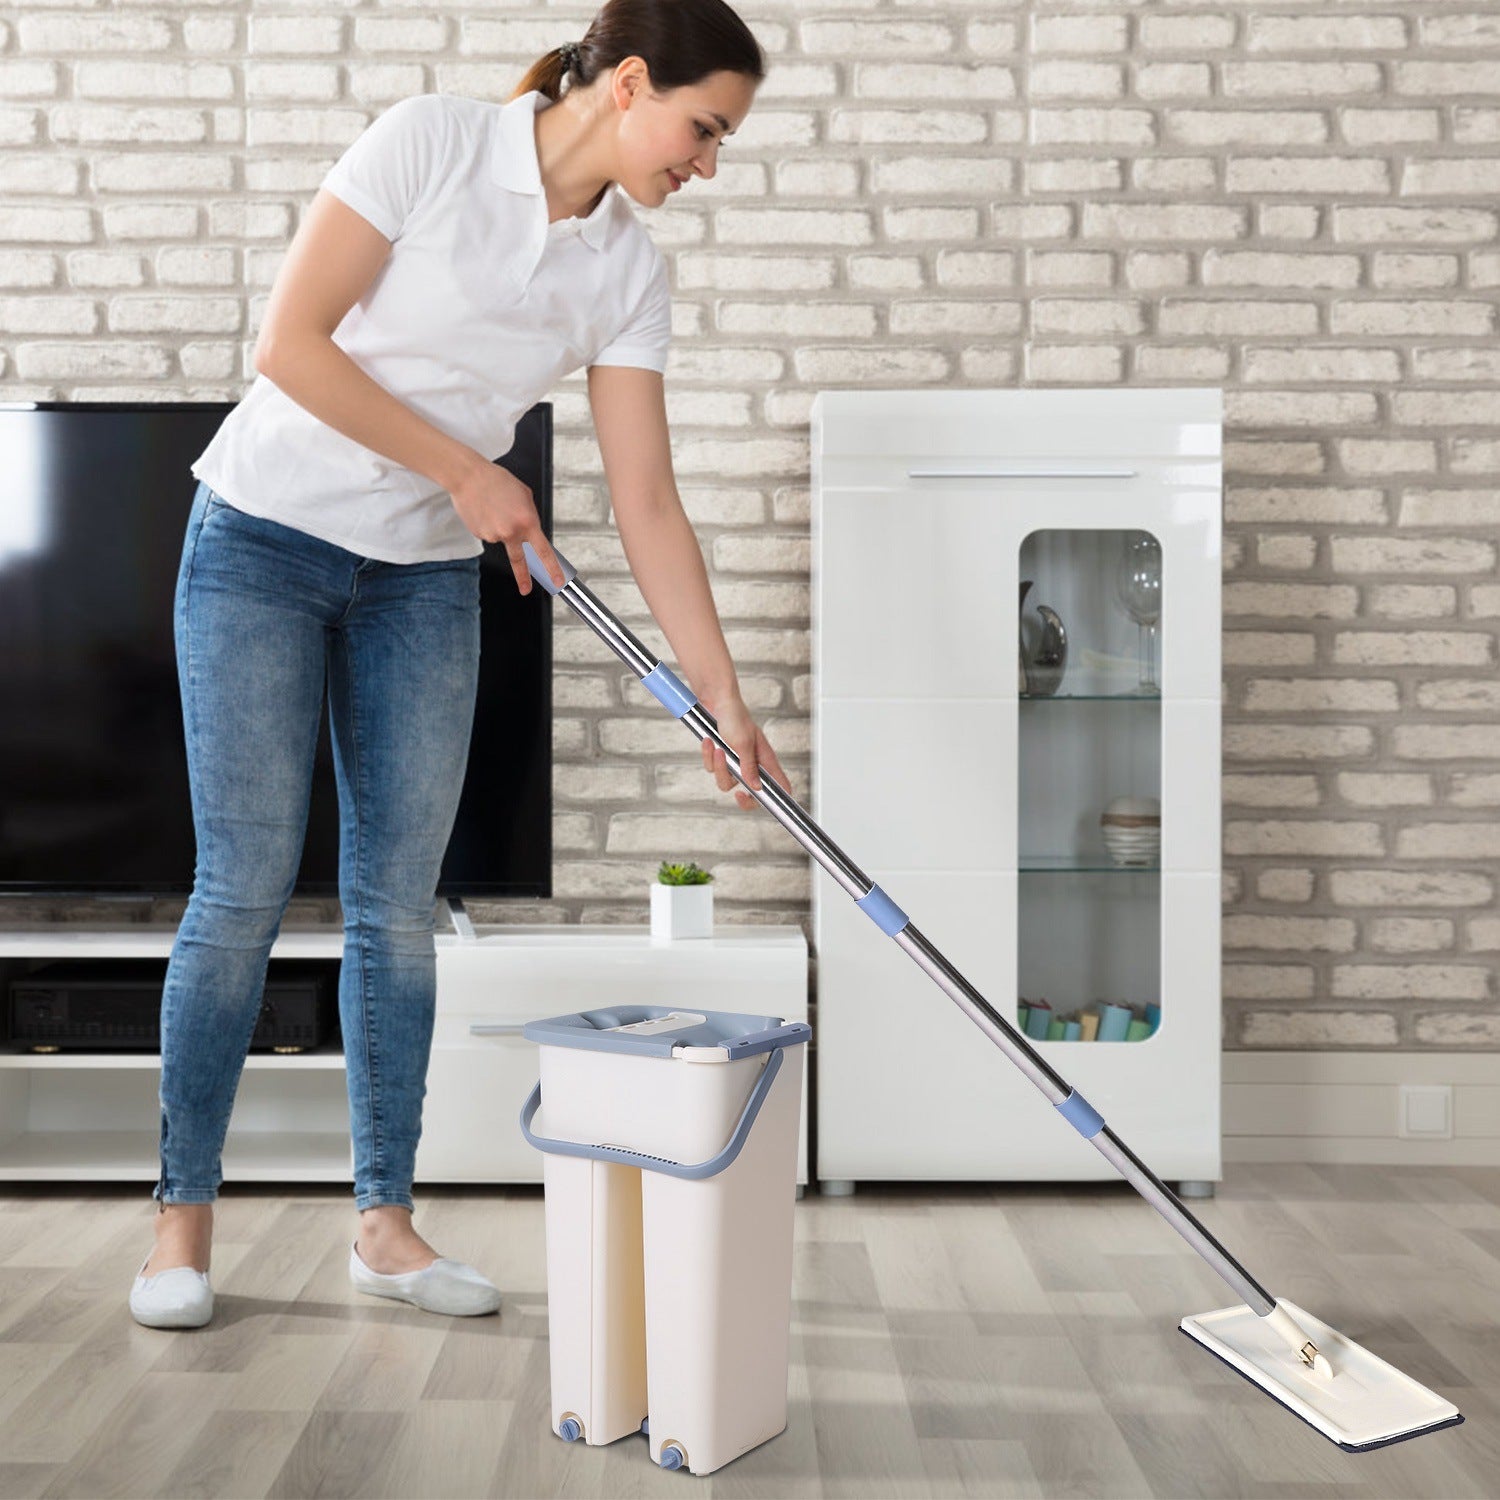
[0,1164,1495,1499]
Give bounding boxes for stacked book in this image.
[1015,999,1161,1042]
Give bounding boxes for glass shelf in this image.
[1020,858,1159,874]
[1020,692,1161,702]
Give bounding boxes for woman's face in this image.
[614,64,758,206]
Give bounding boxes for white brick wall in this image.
[2,2,1498,1056]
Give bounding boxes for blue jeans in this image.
[155,482,481,1212]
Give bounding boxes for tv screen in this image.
[0,401,553,898]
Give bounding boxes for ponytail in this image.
[512,44,573,104]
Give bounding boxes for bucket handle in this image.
[721,1021,811,1058]
[519,1047,786,1180]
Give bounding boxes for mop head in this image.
[1180,1299,1463,1452]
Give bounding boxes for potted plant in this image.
[651,860,714,941]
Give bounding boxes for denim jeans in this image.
[155,481,481,1212]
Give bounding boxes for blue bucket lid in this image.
[523,1004,810,1060]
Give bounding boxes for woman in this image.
[131,0,788,1330]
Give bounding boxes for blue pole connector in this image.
[856,882,909,936]
[559,1418,582,1442]
[1055,1088,1106,1140]
[659,1443,685,1470]
[642,662,697,718]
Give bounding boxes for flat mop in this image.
[521,542,1465,1454]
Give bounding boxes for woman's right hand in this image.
[449,457,567,596]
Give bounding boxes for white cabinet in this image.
[811,388,1222,1187]
[0,925,809,1187]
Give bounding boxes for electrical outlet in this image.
[1398,1084,1453,1140]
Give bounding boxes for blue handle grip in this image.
[521,541,577,595]
[519,1047,785,1179]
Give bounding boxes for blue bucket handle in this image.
[520,1046,787,1180]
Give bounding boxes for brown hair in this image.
[510,0,765,104]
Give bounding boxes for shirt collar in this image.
[491,90,613,251]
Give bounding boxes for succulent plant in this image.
[656,860,713,886]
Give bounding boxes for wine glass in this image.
[1114,531,1162,693]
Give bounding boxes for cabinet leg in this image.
[794,1185,805,1201]
[820,1180,856,1198]
[1176,1180,1216,1200]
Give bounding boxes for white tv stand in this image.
[0,914,810,1188]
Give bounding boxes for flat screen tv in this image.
[0,401,553,898]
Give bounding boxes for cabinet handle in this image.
[469,1022,529,1037]
[908,467,1138,479]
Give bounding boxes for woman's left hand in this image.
[699,690,790,811]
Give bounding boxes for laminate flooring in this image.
[0,1165,1495,1499]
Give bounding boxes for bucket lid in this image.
[523,1004,809,1059]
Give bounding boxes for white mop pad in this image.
[1181,1299,1464,1452]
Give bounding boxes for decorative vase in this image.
[650,882,714,941]
[1018,580,1068,696]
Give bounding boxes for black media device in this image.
[9,960,334,1053]
[0,400,554,897]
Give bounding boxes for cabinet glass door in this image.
[1016,528,1162,1044]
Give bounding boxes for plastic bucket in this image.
[521,1005,810,1475]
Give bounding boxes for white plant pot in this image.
[650,883,714,941]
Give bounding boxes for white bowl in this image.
[1103,826,1160,866]
[1102,795,1160,820]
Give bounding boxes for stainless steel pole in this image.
[524,546,1277,1318]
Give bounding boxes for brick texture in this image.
[1,3,1498,1053]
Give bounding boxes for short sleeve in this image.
[320,95,451,243]
[589,253,672,374]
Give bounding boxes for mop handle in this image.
[521,542,1277,1319]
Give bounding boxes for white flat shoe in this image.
[129,1253,213,1329]
[349,1241,502,1316]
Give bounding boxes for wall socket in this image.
[1398,1084,1454,1140]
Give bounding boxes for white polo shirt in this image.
[191,90,673,563]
